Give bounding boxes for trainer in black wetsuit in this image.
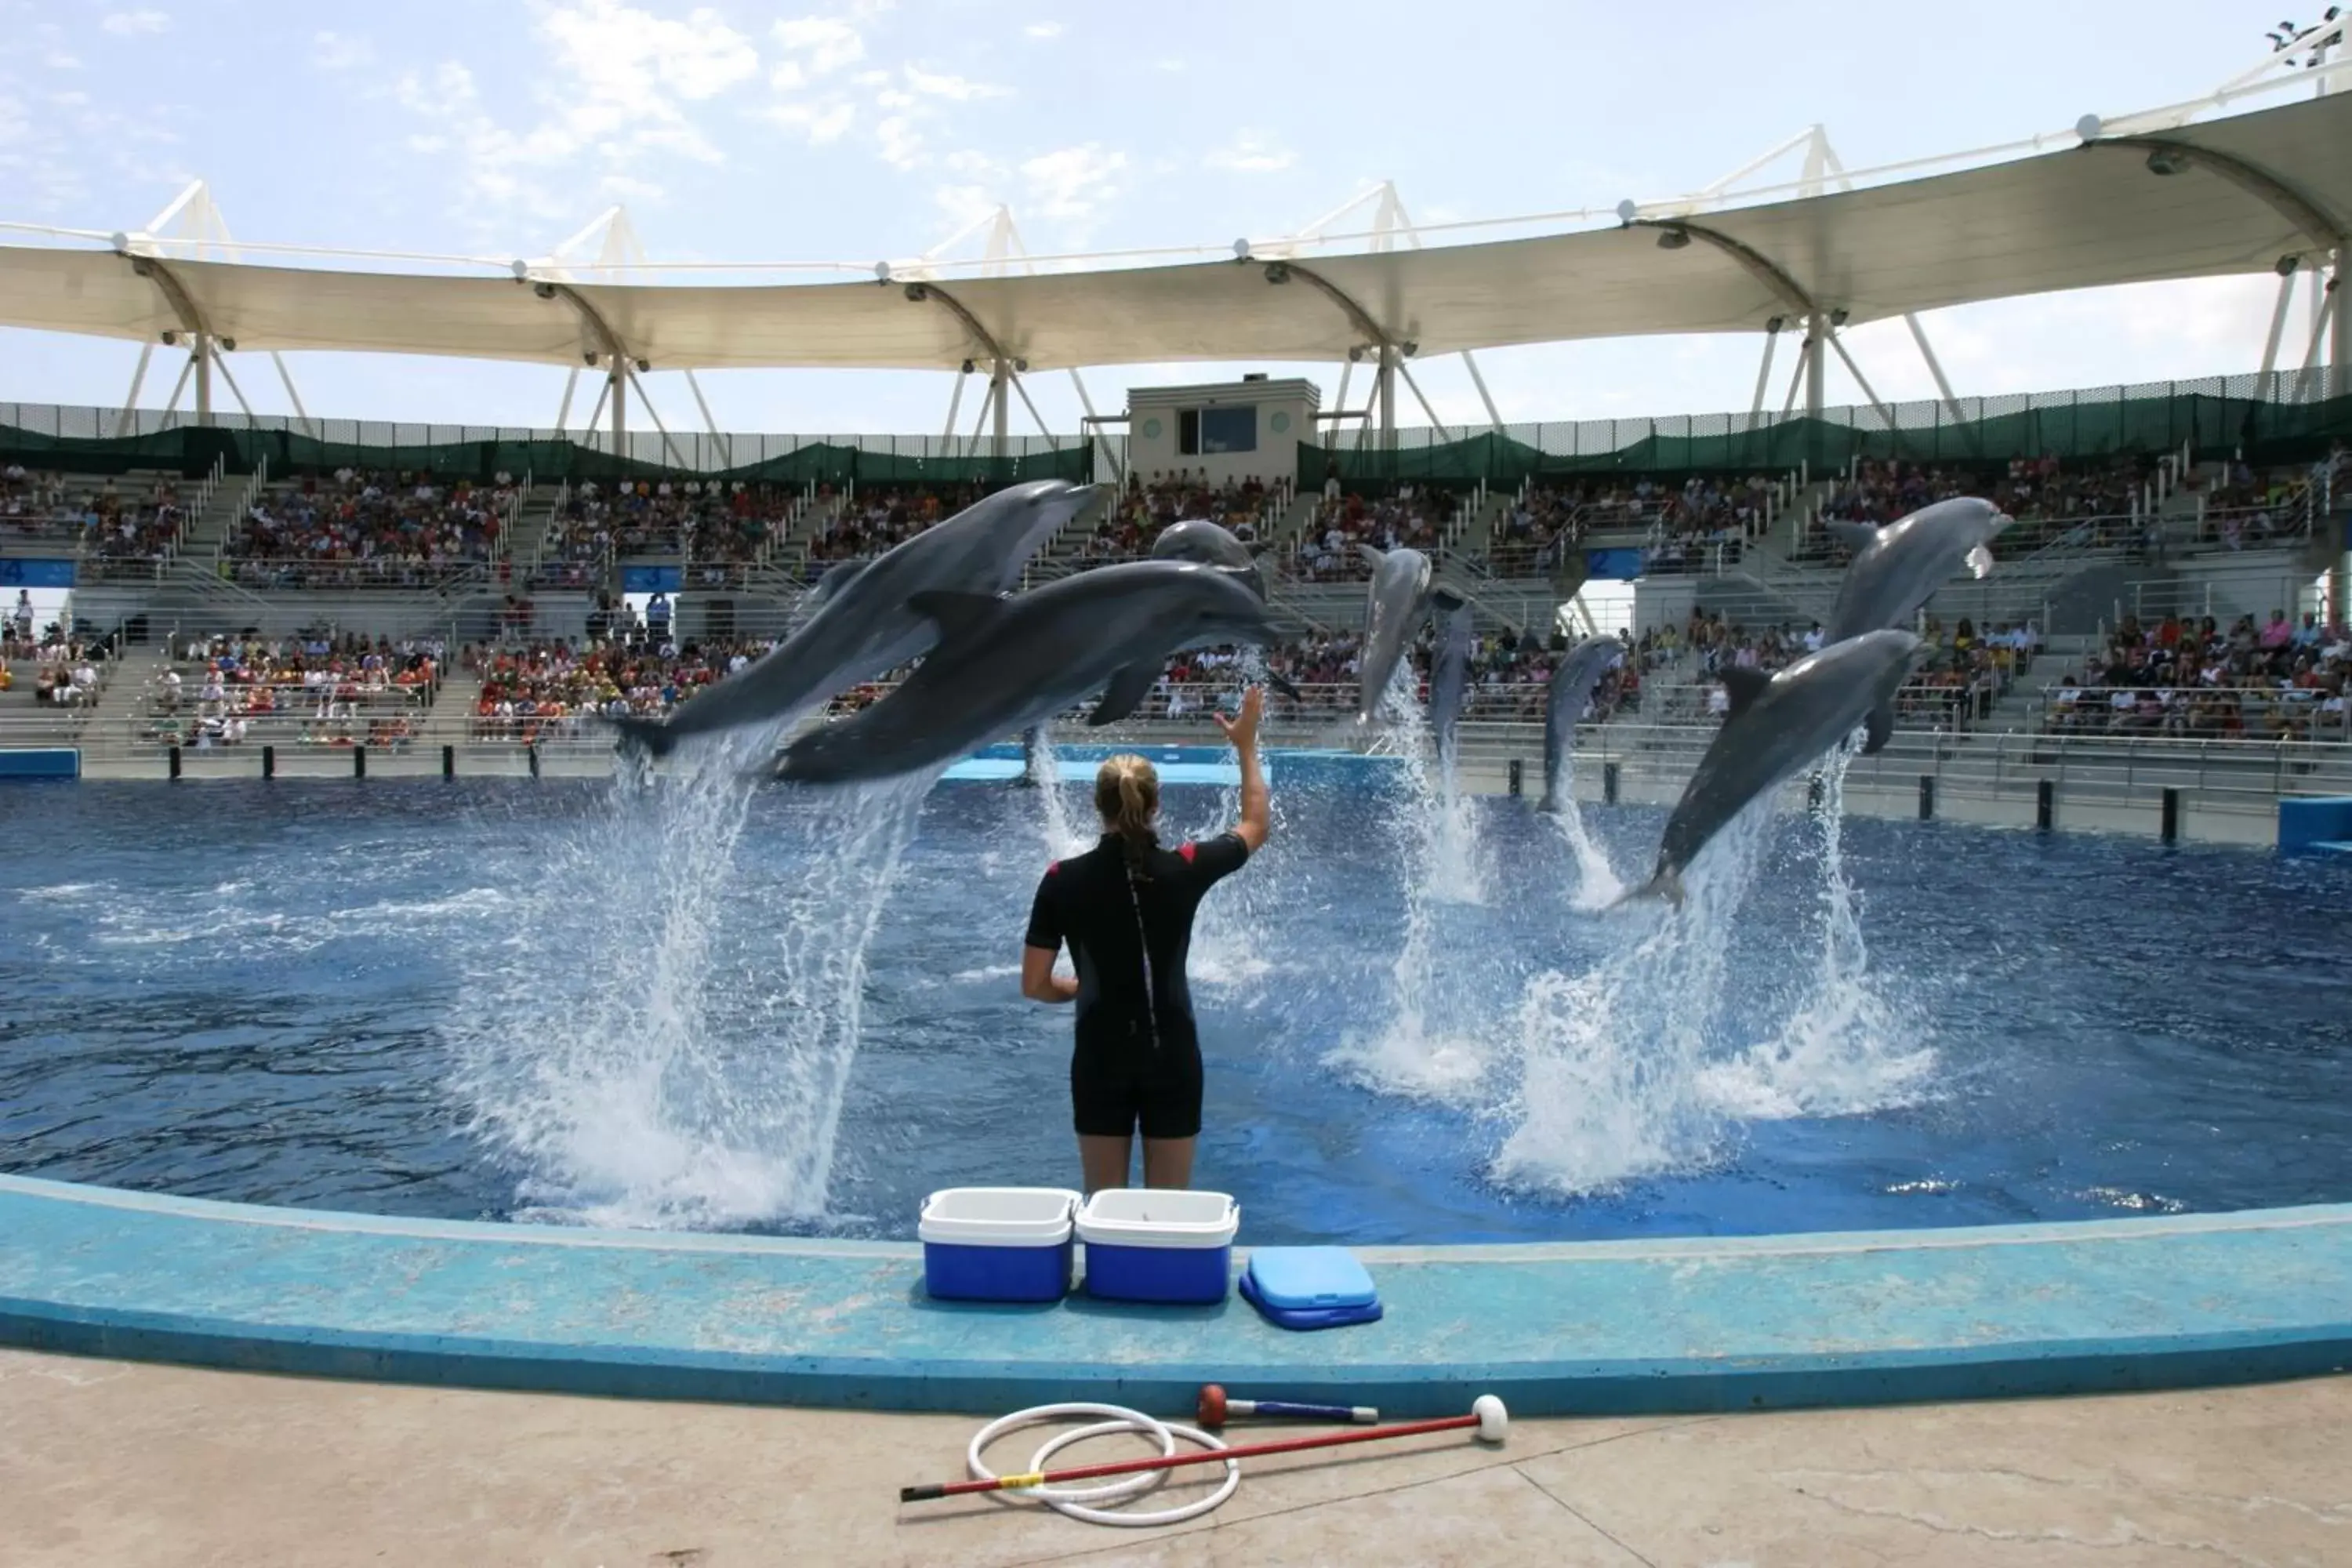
[1022,687,1271,1192]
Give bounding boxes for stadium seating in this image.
[125,633,443,749]
[2039,608,2351,742]
[227,469,515,590]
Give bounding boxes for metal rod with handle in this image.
[901,1398,1506,1503]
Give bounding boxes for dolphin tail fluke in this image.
[608,714,677,759]
[1609,868,1685,909]
[1265,670,1302,702]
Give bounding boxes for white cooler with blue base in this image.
[919,1187,1081,1303]
[1076,1189,1238,1304]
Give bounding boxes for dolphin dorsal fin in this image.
[1354,543,1386,569]
[1826,521,1879,554]
[1720,666,1772,717]
[906,590,1005,642]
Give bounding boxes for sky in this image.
[0,0,2341,441]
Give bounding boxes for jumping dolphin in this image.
[772,561,1287,785]
[605,479,1098,757]
[1354,544,1465,723]
[1820,497,2005,756]
[1152,518,1269,599]
[1824,497,2009,643]
[1614,629,1924,907]
[1429,601,1476,782]
[1537,635,1627,814]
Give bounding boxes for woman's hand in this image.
[1214,685,1263,751]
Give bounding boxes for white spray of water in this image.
[1549,790,1624,909]
[1025,722,1092,859]
[1323,661,1494,1101]
[1494,747,1935,1196]
[1700,748,1936,1117]
[450,729,935,1230]
[1185,648,1279,991]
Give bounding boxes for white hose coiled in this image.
[964,1401,1240,1527]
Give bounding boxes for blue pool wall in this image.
[0,749,78,779]
[2,1175,2348,1417]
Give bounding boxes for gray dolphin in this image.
[1824,497,2009,642]
[1615,629,1924,907]
[1353,544,1464,723]
[1537,635,1627,814]
[773,561,1285,785]
[1152,517,1269,599]
[1429,601,1476,781]
[1820,497,2005,753]
[606,478,1098,757]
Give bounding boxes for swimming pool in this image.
[2,763,2348,1245]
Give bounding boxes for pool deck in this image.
[5,1174,2350,1419]
[8,1347,2347,1566]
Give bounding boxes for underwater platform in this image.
[4,1174,2347,1418]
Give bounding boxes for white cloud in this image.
[932,183,998,228]
[389,1,760,227]
[600,172,666,202]
[43,50,81,70]
[1024,22,1064,39]
[904,65,1009,101]
[1022,143,1126,222]
[876,114,923,169]
[312,31,375,71]
[100,9,170,35]
[1204,132,1294,175]
[772,16,866,77]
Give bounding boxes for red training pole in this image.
[901,1411,1487,1503]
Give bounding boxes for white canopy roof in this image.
[2,90,2346,375]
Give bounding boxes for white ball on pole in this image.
[1472,1394,1508,1444]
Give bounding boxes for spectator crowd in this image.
[2044,608,2351,742]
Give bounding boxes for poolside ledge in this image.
[2,1175,2347,1417]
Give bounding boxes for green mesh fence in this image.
[3,372,2347,488]
[0,420,1094,488]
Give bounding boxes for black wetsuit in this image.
[1024,831,1251,1139]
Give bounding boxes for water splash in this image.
[1495,752,1935,1196]
[1324,662,1497,1100]
[1025,722,1092,860]
[1492,800,1774,1188]
[1702,747,1936,1117]
[1549,795,1624,909]
[449,729,933,1229]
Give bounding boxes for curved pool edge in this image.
[4,1174,2348,1417]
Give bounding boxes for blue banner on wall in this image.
[0,558,75,589]
[1584,547,1646,582]
[620,565,681,593]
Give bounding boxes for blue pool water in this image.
[2,765,2350,1244]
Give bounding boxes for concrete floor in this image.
[3,1350,2346,1567]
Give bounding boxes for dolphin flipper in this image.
[1088,662,1161,726]
[1265,670,1302,702]
[1860,699,1895,756]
